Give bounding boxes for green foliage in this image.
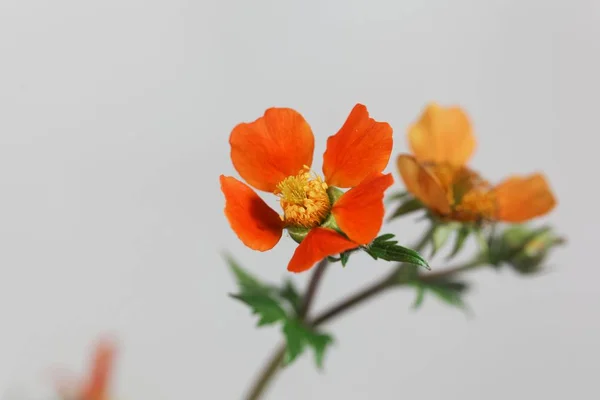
[365,234,430,270]
[279,279,302,315]
[227,254,270,293]
[431,224,455,257]
[386,190,410,203]
[488,225,564,274]
[447,226,471,260]
[411,278,470,312]
[226,255,335,369]
[282,319,334,368]
[230,293,288,326]
[327,249,355,267]
[387,196,424,221]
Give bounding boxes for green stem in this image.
[243,258,329,400]
[243,230,480,400]
[311,257,483,327]
[244,345,286,400]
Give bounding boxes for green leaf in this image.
[387,197,423,221]
[306,331,334,369]
[279,279,302,315]
[416,279,470,311]
[282,319,334,368]
[431,224,454,257]
[395,263,420,283]
[447,226,471,260]
[412,284,426,309]
[386,190,409,203]
[366,234,430,270]
[225,254,268,293]
[340,251,351,267]
[282,319,306,365]
[375,233,396,242]
[230,293,288,326]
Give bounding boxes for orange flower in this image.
[58,339,116,400]
[397,103,556,223]
[220,104,394,273]
[80,339,115,400]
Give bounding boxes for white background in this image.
[0,0,597,399]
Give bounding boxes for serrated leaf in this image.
[282,319,334,369]
[225,254,268,293]
[279,279,302,315]
[431,224,454,257]
[365,237,430,270]
[282,319,306,365]
[420,279,469,311]
[387,198,423,221]
[447,226,471,260]
[306,331,334,369]
[230,293,287,326]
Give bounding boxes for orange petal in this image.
[397,155,451,215]
[220,175,284,251]
[287,228,357,273]
[81,339,116,400]
[331,173,394,244]
[408,103,476,166]
[229,108,314,192]
[493,173,557,222]
[322,104,393,188]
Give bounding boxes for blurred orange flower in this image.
[58,338,116,400]
[397,103,556,223]
[220,104,394,273]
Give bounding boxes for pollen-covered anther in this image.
[275,166,331,228]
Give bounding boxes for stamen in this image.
[274,167,331,228]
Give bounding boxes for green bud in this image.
[488,225,564,274]
[512,229,565,274]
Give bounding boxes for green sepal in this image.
[446,226,472,260]
[430,223,456,257]
[287,225,310,244]
[326,186,344,205]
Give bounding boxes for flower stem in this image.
[244,345,286,400]
[311,258,483,327]
[243,258,329,400]
[242,230,481,400]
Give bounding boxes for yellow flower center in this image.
[274,166,331,228]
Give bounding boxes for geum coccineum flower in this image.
[57,338,116,400]
[397,103,557,224]
[220,104,394,273]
